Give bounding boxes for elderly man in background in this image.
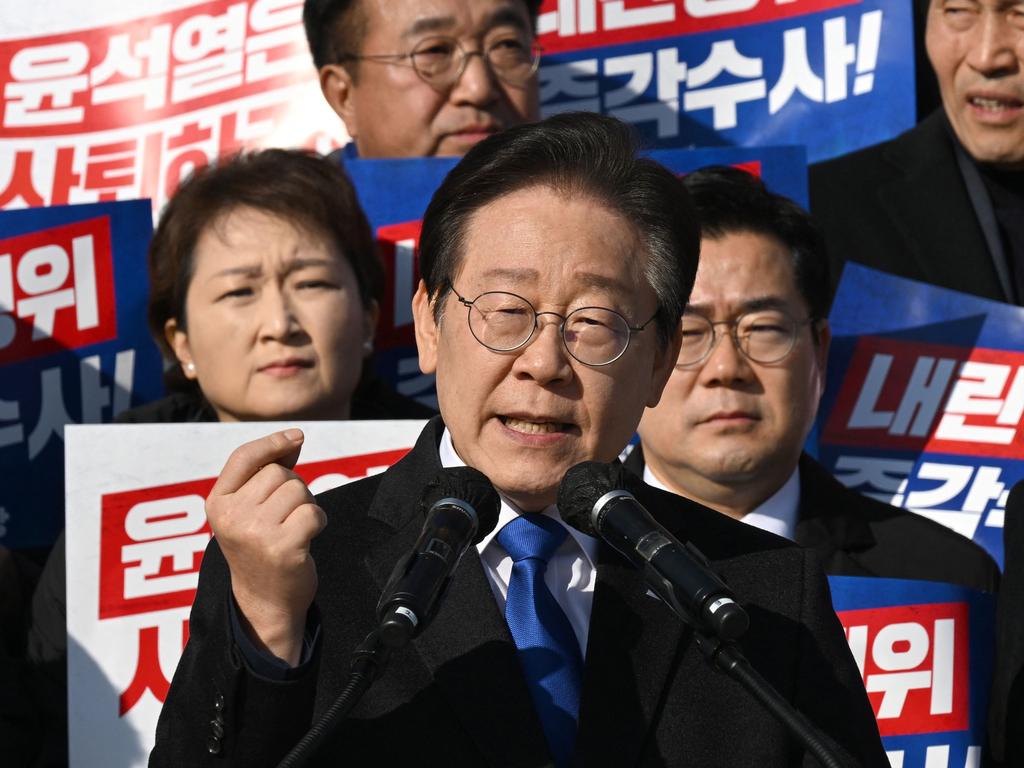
[810,0,1024,305]
[629,166,999,591]
[303,0,541,158]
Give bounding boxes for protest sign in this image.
[64,419,426,766]
[0,200,163,548]
[535,0,915,162]
[0,0,344,214]
[829,575,995,767]
[816,264,1024,567]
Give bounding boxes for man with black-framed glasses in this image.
[629,166,999,590]
[303,0,541,158]
[152,115,891,768]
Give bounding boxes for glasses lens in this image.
[563,307,630,365]
[486,36,538,85]
[467,292,535,351]
[737,312,797,363]
[678,314,713,366]
[410,37,459,83]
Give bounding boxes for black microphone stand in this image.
[691,631,848,768]
[275,630,392,768]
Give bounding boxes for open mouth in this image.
[968,95,1023,113]
[500,416,573,435]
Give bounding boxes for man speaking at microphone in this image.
[151,113,887,767]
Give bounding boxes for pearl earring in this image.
[363,339,374,354]
[186,362,196,373]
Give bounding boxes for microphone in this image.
[557,461,749,642]
[377,466,500,648]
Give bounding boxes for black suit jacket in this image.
[151,419,886,767]
[624,446,999,592]
[809,110,1012,304]
[795,454,999,590]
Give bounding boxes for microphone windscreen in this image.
[421,466,501,544]
[557,461,630,536]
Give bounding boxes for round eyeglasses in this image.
[676,311,815,368]
[452,287,657,367]
[342,34,542,89]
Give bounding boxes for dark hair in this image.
[418,112,700,347]
[303,0,544,70]
[682,166,832,320]
[147,148,381,375]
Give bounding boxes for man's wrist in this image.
[229,593,321,679]
[231,588,308,666]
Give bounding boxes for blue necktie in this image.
[497,514,583,768]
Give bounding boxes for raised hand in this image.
[206,428,326,666]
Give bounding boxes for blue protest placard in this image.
[535,0,914,163]
[0,200,163,548]
[815,264,1024,568]
[345,144,808,406]
[828,575,994,766]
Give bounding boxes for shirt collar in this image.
[643,464,801,541]
[438,428,600,564]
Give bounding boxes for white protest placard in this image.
[65,419,426,767]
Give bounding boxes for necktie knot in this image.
[497,513,569,565]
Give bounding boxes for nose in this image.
[967,12,1019,76]
[511,314,574,385]
[258,285,300,341]
[449,48,500,105]
[696,327,753,387]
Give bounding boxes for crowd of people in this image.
[2,0,1022,765]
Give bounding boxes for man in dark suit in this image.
[631,167,999,592]
[809,0,1024,306]
[150,114,887,766]
[303,0,541,158]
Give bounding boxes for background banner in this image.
[0,0,911,216]
[0,200,163,549]
[347,144,808,409]
[815,264,1024,568]
[829,575,995,767]
[0,0,346,214]
[64,420,427,767]
[534,0,915,163]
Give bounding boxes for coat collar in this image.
[361,418,693,766]
[795,453,876,557]
[876,110,1007,300]
[626,444,877,559]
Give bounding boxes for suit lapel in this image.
[795,454,876,575]
[362,418,553,766]
[876,112,1005,300]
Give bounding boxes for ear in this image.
[362,298,380,353]
[412,280,439,375]
[813,318,832,396]
[165,318,197,380]
[646,322,682,408]
[319,64,359,141]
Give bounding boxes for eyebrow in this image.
[211,258,336,279]
[685,296,791,315]
[404,6,530,38]
[478,267,633,297]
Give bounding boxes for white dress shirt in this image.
[439,429,599,657]
[643,464,802,541]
